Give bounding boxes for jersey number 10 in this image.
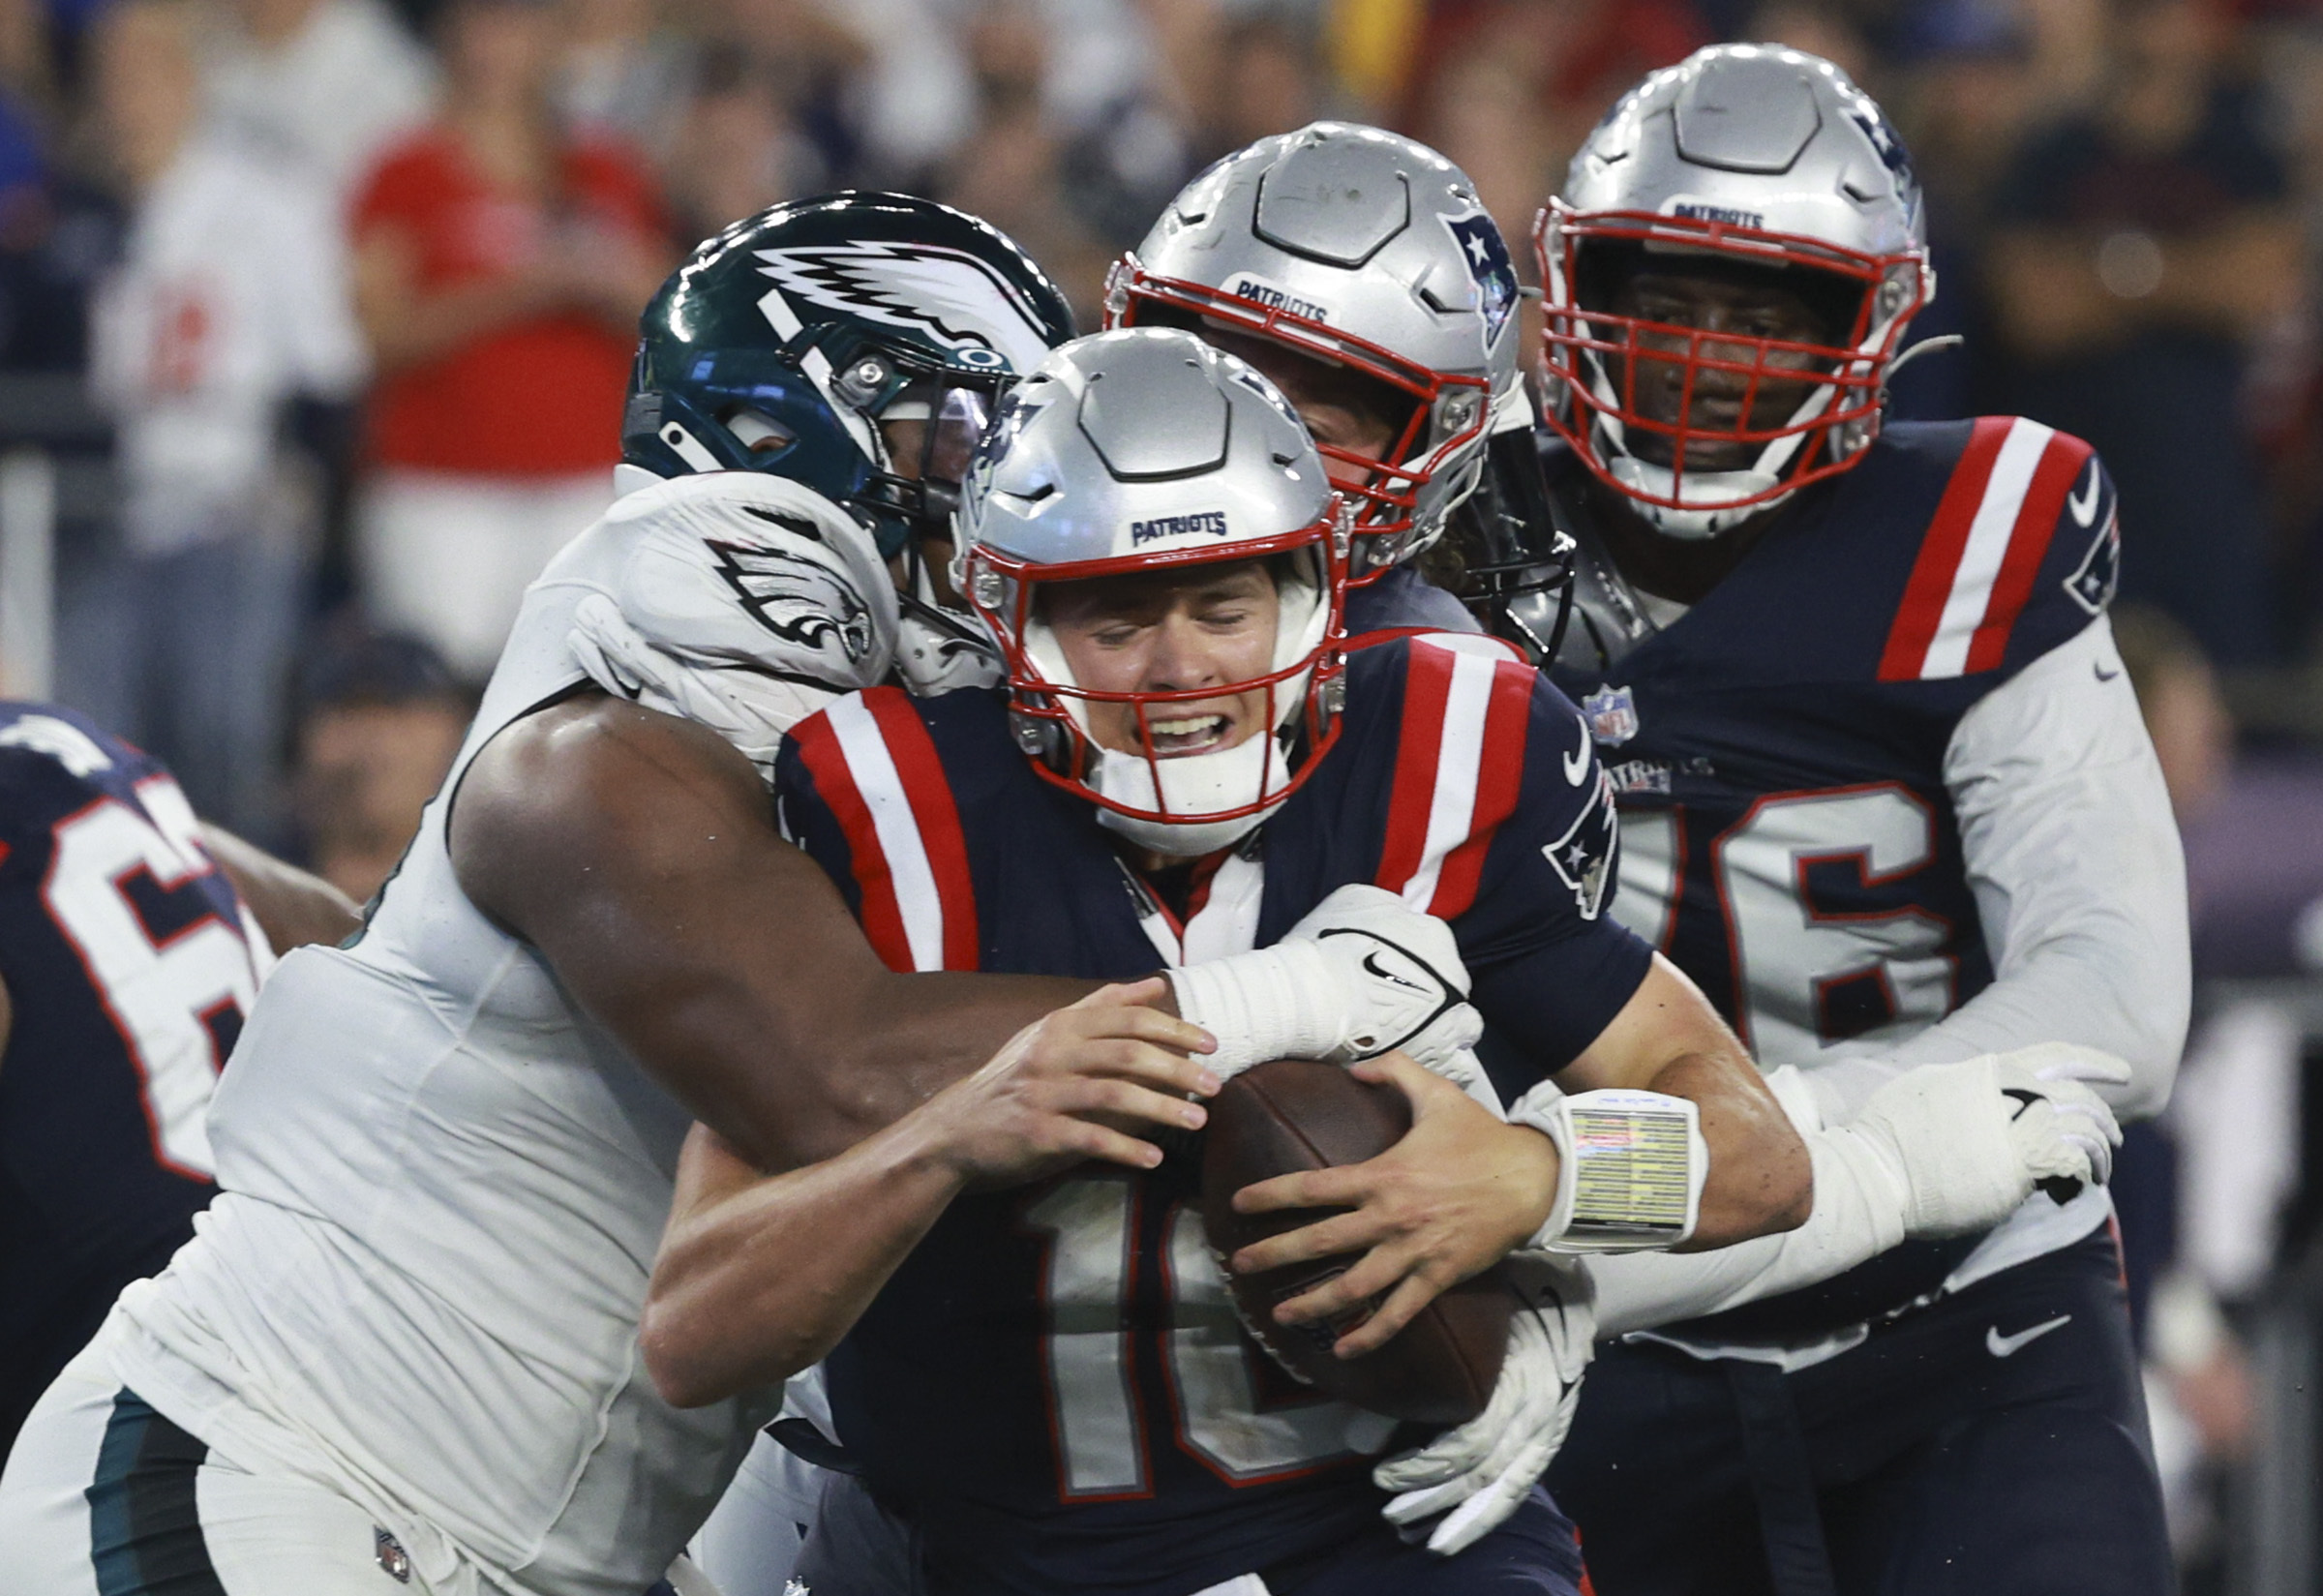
[1022,1177,1387,1502]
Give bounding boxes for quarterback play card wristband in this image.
[1509,1083,1706,1252]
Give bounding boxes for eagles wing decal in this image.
[708,537,878,665]
[753,243,1055,375]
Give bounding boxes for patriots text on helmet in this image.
[1222,275,1332,325]
[1131,510,1233,546]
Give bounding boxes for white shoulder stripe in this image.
[1920,418,2054,679]
[1403,647,1496,911]
[825,695,947,972]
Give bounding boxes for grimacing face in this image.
[1041,560,1282,760]
[1607,268,1838,474]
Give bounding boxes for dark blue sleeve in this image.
[1455,675,1653,1087]
[2000,444,2118,678]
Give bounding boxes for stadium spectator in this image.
[556,0,693,165]
[348,0,670,681]
[78,0,366,836]
[288,624,467,902]
[659,45,823,252]
[1986,0,2307,665]
[202,0,437,200]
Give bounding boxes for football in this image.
[1200,1058,1512,1427]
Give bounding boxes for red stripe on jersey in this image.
[860,688,980,970]
[1375,643,1459,894]
[787,708,915,972]
[1962,432,2093,674]
[1426,657,1537,919]
[1878,416,2012,682]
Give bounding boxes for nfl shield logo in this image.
[1582,685,1639,746]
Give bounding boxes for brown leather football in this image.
[1200,1058,1511,1426]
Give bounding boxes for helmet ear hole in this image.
[722,407,797,456]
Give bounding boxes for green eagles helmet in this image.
[623,193,1078,558]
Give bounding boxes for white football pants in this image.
[0,1340,476,1596]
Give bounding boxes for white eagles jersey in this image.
[99,471,896,1596]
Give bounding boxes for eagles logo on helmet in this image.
[622,193,1077,560]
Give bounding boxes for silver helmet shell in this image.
[1538,45,1934,538]
[1108,122,1521,578]
[955,327,1350,857]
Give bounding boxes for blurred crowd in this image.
[4,0,2323,1581]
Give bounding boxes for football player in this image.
[638,330,2115,1596]
[1104,121,1547,644]
[0,703,357,1464]
[1510,47,2187,1595]
[0,198,1478,1596]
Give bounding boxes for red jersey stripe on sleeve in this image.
[860,687,980,972]
[1878,415,2012,682]
[1961,432,2094,674]
[786,706,917,973]
[1375,642,1459,896]
[1427,655,1537,919]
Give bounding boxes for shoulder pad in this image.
[1877,417,2110,683]
[568,471,901,777]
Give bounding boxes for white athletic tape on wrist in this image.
[1510,1084,1706,1253]
[1164,941,1342,1078]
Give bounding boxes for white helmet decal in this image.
[754,242,1057,374]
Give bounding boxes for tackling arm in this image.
[451,693,1202,1170]
[1795,617,2188,1124]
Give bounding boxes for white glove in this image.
[1165,884,1484,1081]
[1373,1254,1594,1556]
[1849,1044,2127,1238]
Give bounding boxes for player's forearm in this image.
[199,824,362,955]
[1560,955,1811,1247]
[641,1120,966,1408]
[1590,1117,1903,1334]
[1645,1049,1812,1249]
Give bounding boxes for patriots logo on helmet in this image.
[708,536,877,665]
[754,242,1056,375]
[1442,213,1519,342]
[1543,771,1620,920]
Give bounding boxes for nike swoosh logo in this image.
[2067,465,2101,527]
[1361,951,1429,995]
[2095,661,2121,682]
[1562,720,1590,786]
[1986,1313,2071,1358]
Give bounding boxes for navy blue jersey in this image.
[774,637,1649,1596]
[1545,416,2119,1330]
[0,705,262,1454]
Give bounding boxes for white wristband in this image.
[1511,1083,1706,1253]
[1164,942,1341,1078]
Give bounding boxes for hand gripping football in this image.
[1199,1059,1513,1426]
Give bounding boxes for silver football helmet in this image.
[1107,122,1522,579]
[1537,45,1935,538]
[954,327,1350,857]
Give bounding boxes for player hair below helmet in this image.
[955,327,1350,858]
[1107,122,1520,582]
[622,192,1077,559]
[1537,45,1934,539]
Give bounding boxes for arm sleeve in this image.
[1589,1068,1906,1334]
[1803,614,2189,1124]
[1458,675,1654,1079]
